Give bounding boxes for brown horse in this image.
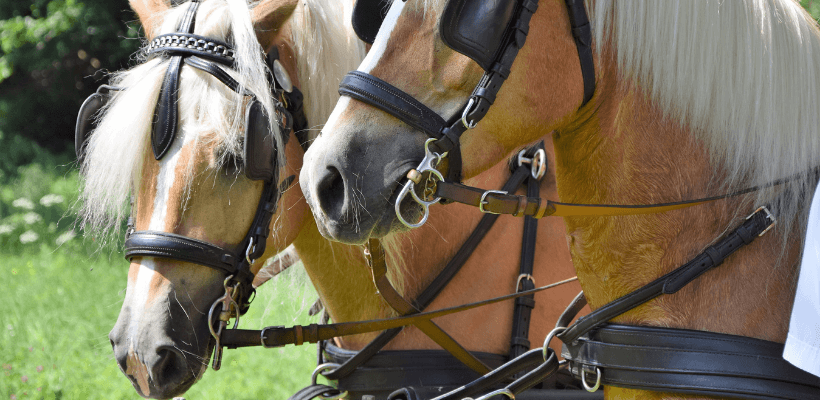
[77,0,580,398]
[300,0,820,398]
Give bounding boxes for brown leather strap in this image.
[221,277,579,349]
[435,166,820,218]
[365,239,491,375]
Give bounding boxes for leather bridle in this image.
[118,0,305,371]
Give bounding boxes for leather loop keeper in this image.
[472,87,496,105]
[511,337,531,348]
[515,296,536,308]
[522,0,539,13]
[490,62,511,79]
[514,195,528,217]
[294,324,304,346]
[534,199,550,219]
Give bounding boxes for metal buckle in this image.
[747,206,776,237]
[207,276,242,370]
[461,97,479,129]
[395,138,444,228]
[260,326,285,348]
[479,190,507,214]
[517,148,547,180]
[516,274,535,291]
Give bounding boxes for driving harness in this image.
[75,0,307,370]
[338,0,820,399]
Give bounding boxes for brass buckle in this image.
[479,190,507,214]
[747,206,776,237]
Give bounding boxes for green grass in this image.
[0,247,321,400]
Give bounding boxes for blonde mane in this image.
[290,0,367,141]
[80,0,282,241]
[588,0,820,232]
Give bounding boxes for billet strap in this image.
[320,158,535,381]
[565,0,595,105]
[558,207,775,344]
[366,239,491,374]
[509,173,540,361]
[219,276,579,348]
[562,324,820,400]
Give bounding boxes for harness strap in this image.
[286,384,341,400]
[320,157,536,381]
[557,207,775,344]
[562,324,820,400]
[509,172,540,362]
[365,239,492,375]
[124,231,239,274]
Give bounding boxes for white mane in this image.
[589,0,820,231]
[79,0,280,240]
[290,0,367,142]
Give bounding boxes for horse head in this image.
[78,0,309,397]
[300,0,587,243]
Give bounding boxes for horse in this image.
[76,0,582,398]
[300,0,820,398]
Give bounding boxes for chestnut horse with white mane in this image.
[301,0,820,398]
[77,0,580,398]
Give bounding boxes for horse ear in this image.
[130,0,170,39]
[252,0,299,50]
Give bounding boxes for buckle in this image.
[479,190,507,214]
[747,206,775,237]
[517,148,547,179]
[260,326,285,348]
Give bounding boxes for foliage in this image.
[0,0,140,156]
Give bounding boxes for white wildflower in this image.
[39,194,64,207]
[0,224,13,235]
[12,198,34,210]
[23,212,42,225]
[55,230,76,246]
[19,230,38,244]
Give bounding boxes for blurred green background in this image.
[1,1,820,399]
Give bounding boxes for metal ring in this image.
[479,190,507,214]
[312,363,342,385]
[581,367,602,392]
[475,388,515,400]
[530,149,547,180]
[516,274,535,291]
[543,326,566,361]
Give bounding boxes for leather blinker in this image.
[75,85,120,164]
[440,0,518,71]
[244,100,279,181]
[352,0,391,44]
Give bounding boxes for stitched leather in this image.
[558,208,774,344]
[75,85,120,163]
[440,0,518,71]
[565,0,595,104]
[124,231,238,274]
[563,324,820,400]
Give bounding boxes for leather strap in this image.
[509,173,540,361]
[565,0,595,104]
[145,32,235,66]
[558,207,775,344]
[321,160,534,381]
[563,324,820,400]
[124,231,239,274]
[286,384,342,400]
[366,239,491,375]
[221,276,578,348]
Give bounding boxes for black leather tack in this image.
[515,297,536,308]
[704,246,722,266]
[287,384,341,400]
[491,62,511,79]
[473,87,496,104]
[523,0,539,13]
[511,337,531,347]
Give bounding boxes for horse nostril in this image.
[317,165,347,221]
[153,346,186,385]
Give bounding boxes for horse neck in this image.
[382,137,580,355]
[554,51,800,345]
